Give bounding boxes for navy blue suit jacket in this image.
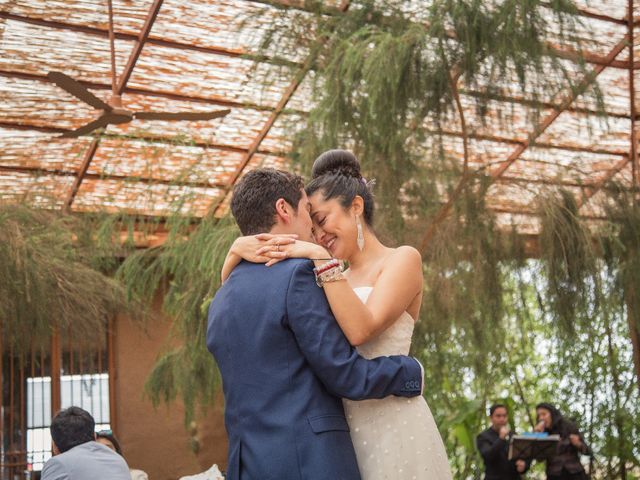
[206,259,423,480]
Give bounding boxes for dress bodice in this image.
[352,287,415,358]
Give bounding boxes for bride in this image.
[221,150,452,480]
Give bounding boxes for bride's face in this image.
[308,192,358,260]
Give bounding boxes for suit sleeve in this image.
[41,457,69,480]
[285,260,423,400]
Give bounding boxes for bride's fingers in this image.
[266,254,288,267]
[255,233,298,241]
[270,237,296,245]
[256,245,291,256]
[257,248,288,258]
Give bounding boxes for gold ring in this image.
[275,244,280,252]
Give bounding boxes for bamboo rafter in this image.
[420,33,631,252]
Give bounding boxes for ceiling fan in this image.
[48,0,230,139]
[48,72,230,138]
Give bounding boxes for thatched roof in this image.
[0,0,638,237]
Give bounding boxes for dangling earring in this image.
[356,214,365,251]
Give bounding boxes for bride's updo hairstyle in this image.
[305,149,374,226]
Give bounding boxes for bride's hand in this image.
[255,235,330,267]
[230,233,298,264]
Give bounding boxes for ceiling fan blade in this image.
[60,116,112,138]
[48,71,112,111]
[133,109,231,121]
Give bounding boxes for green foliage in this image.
[117,214,239,425]
[603,186,640,334]
[418,178,506,369]
[277,0,595,234]
[538,189,599,336]
[0,206,136,350]
[61,1,633,476]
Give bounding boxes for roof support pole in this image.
[116,0,164,95]
[62,137,100,213]
[62,0,163,212]
[626,0,640,399]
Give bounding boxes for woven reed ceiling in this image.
[0,0,639,236]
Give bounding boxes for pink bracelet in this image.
[313,259,340,275]
[313,260,343,287]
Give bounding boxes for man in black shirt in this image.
[477,404,528,480]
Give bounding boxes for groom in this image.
[206,168,424,480]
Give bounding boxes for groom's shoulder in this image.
[234,258,314,280]
[275,258,314,275]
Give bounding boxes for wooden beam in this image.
[6,5,630,71]
[0,163,227,190]
[627,0,640,395]
[435,129,628,157]
[107,316,117,432]
[462,89,631,120]
[260,0,629,26]
[0,120,285,156]
[210,1,352,216]
[211,58,314,215]
[569,6,628,25]
[50,330,62,415]
[115,0,163,95]
[0,318,3,457]
[63,137,100,213]
[579,156,633,208]
[419,34,629,253]
[250,1,637,69]
[488,205,608,221]
[0,69,291,113]
[549,42,638,69]
[631,0,639,187]
[0,12,299,69]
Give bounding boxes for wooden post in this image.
[50,330,62,416]
[107,317,117,431]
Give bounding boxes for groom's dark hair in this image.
[231,168,305,235]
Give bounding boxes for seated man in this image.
[42,406,130,480]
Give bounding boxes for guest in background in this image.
[42,406,130,480]
[96,430,149,480]
[477,404,529,480]
[534,403,591,480]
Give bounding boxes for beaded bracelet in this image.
[313,260,344,287]
[313,259,341,276]
[316,266,345,287]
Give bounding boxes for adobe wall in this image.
[113,298,228,480]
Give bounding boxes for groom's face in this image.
[286,190,315,242]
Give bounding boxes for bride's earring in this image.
[356,215,365,251]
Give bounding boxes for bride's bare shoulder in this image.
[389,245,422,264]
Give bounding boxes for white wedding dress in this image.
[342,287,453,480]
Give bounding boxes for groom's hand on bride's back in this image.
[286,260,423,400]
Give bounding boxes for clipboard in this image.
[508,433,560,460]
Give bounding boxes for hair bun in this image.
[311,149,361,179]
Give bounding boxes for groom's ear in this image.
[274,198,292,224]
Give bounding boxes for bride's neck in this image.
[347,229,386,270]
